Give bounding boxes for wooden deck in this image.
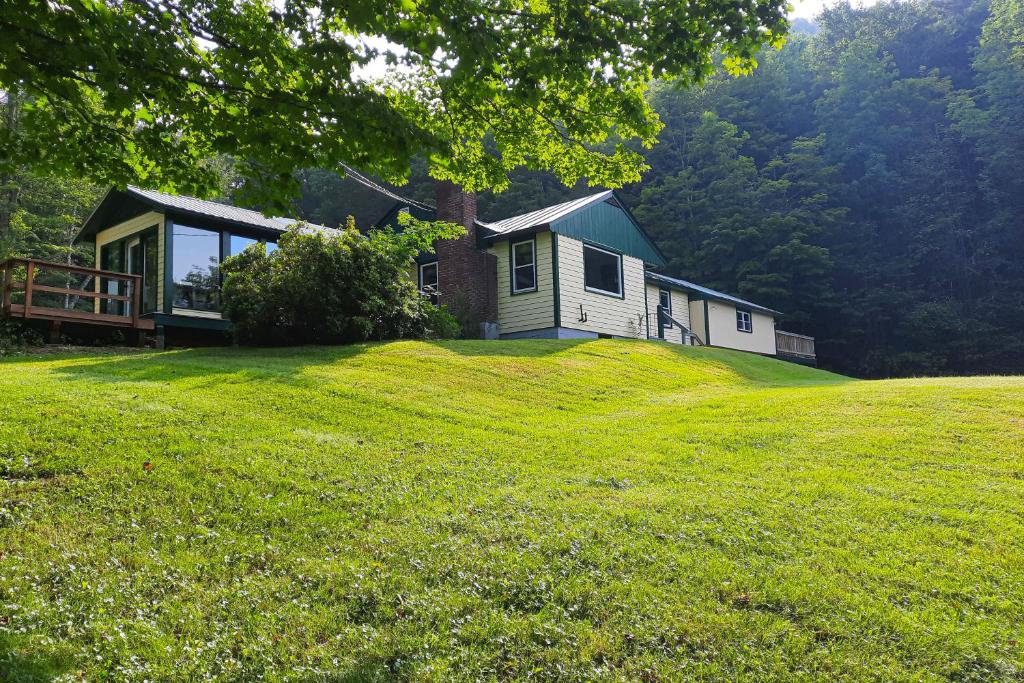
[776,330,816,363]
[1,258,155,335]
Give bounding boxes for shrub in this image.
[221,216,463,346]
[0,319,44,355]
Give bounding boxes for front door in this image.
[126,237,143,315]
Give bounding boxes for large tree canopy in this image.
[0,0,787,209]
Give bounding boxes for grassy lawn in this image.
[1,340,1022,681]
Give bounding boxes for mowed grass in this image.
[1,340,1022,682]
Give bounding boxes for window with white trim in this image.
[511,239,537,293]
[419,261,439,304]
[737,309,753,333]
[659,288,672,328]
[583,244,622,297]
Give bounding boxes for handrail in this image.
[775,329,815,357]
[1,258,143,329]
[655,305,704,345]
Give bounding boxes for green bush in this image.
[221,217,463,346]
[0,319,44,355]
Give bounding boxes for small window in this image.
[419,261,439,304]
[659,289,672,328]
[511,239,537,293]
[583,244,622,297]
[737,309,753,333]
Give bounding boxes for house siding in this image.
[488,231,555,335]
[645,283,689,343]
[94,211,164,314]
[556,235,647,338]
[689,299,708,345]
[705,301,777,354]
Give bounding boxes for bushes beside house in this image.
[221,217,462,346]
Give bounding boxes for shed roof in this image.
[646,272,781,316]
[77,186,329,241]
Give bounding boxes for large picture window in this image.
[583,244,622,297]
[737,309,753,333]
[172,224,221,311]
[511,239,537,293]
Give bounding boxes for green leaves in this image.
[1,0,788,209]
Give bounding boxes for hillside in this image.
[1,340,1022,681]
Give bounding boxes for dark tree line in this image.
[344,0,1023,378]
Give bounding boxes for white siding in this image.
[489,231,555,334]
[692,299,777,354]
[556,235,647,338]
[689,299,707,345]
[94,211,164,313]
[645,283,690,344]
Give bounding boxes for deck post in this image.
[131,275,141,329]
[49,320,62,344]
[1,261,11,315]
[154,325,166,350]
[23,261,35,318]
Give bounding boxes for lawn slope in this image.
[1,340,1022,681]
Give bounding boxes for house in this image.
[378,183,812,362]
[36,181,812,361]
[64,186,334,343]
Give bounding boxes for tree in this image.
[0,0,788,210]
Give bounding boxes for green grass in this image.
[1,340,1022,681]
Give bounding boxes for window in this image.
[583,244,622,297]
[659,288,672,328]
[229,234,257,256]
[172,224,221,311]
[737,309,753,333]
[99,241,126,316]
[511,239,537,293]
[419,261,439,304]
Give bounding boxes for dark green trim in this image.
[151,313,232,331]
[163,219,174,313]
[551,233,560,327]
[581,241,625,300]
[508,237,538,296]
[703,299,711,346]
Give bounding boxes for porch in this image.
[776,330,816,365]
[1,258,156,342]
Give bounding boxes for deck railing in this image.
[776,330,815,359]
[1,258,154,331]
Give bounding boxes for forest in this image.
[2,0,1022,378]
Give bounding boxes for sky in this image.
[789,0,881,20]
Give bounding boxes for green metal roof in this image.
[480,192,667,266]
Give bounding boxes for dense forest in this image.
[2,0,1022,377]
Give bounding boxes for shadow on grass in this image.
[7,338,850,390]
[0,635,72,682]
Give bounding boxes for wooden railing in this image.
[776,330,815,358]
[1,258,154,331]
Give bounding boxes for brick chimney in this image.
[434,180,498,336]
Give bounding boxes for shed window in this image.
[737,309,753,333]
[659,288,672,328]
[172,224,221,312]
[419,261,439,304]
[583,244,622,297]
[511,239,537,293]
